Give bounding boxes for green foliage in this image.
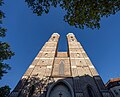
[0,42,14,79]
[0,0,13,96]
[25,0,120,29]
[0,27,6,37]
[0,42,14,61]
[0,0,5,37]
[0,85,11,97]
[0,0,14,79]
[0,0,4,6]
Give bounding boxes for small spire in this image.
[66,33,74,36]
[52,33,60,36]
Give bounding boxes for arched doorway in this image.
[46,80,74,97]
[87,85,96,97]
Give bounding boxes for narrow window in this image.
[77,53,80,57]
[119,89,120,91]
[42,60,44,63]
[45,53,48,56]
[59,61,64,75]
[71,39,74,41]
[114,90,118,95]
[52,36,55,41]
[28,85,35,97]
[87,86,96,97]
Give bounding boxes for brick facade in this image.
[10,33,112,97]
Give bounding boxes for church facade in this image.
[10,33,112,97]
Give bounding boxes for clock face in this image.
[49,84,72,97]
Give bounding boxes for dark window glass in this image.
[28,85,35,97]
[87,86,96,97]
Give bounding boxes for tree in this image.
[0,42,14,79]
[0,0,14,79]
[25,0,120,29]
[0,0,6,37]
[0,85,11,97]
[0,0,14,96]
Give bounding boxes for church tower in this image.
[10,33,112,97]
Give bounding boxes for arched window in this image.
[87,86,96,97]
[46,80,74,97]
[28,85,35,97]
[77,53,80,57]
[70,36,74,41]
[71,38,74,41]
[51,36,55,41]
[59,60,64,75]
[45,53,48,57]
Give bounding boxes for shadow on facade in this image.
[10,75,113,97]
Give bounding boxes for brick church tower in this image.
[10,33,112,97]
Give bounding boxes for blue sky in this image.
[0,0,120,90]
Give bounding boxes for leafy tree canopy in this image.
[0,42,14,79]
[0,0,14,96]
[0,0,6,37]
[25,0,120,29]
[0,0,14,79]
[0,85,11,97]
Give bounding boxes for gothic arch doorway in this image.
[46,80,74,97]
[87,85,97,97]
